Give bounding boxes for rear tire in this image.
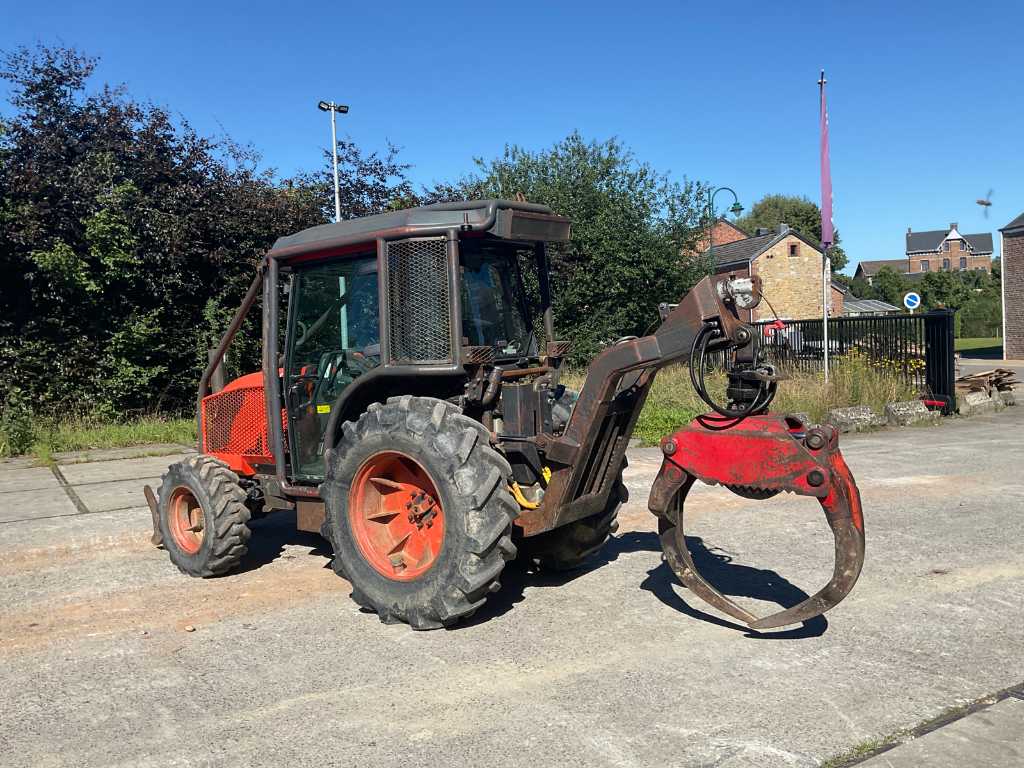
[321,396,518,630]
[158,455,251,577]
[521,461,628,571]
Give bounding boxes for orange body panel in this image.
[201,371,286,477]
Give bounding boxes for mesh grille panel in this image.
[202,386,287,458]
[387,237,452,363]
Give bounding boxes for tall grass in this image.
[563,351,920,444]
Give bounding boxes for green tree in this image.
[0,44,411,415]
[869,267,911,307]
[421,133,710,361]
[736,193,847,271]
[920,270,971,312]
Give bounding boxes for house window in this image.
[921,259,930,272]
[959,256,967,270]
[958,240,965,251]
[943,241,950,252]
[942,258,950,271]
[788,243,798,257]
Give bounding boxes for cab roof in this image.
[269,199,570,261]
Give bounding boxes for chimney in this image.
[907,227,912,234]
[778,223,790,234]
[950,222,958,231]
[755,227,771,236]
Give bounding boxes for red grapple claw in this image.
[648,414,865,630]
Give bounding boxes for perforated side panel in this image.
[202,386,286,458]
[387,237,452,363]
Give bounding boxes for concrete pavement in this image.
[1,410,1023,767]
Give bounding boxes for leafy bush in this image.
[0,387,35,456]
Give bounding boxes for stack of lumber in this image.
[955,368,1021,395]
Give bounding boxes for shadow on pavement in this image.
[238,510,332,574]
[639,534,827,639]
[236,511,825,637]
[464,530,826,638]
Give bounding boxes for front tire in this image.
[158,455,251,577]
[321,396,518,630]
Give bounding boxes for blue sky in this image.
[3,1,1022,272]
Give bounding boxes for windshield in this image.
[459,240,533,359]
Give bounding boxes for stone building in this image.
[709,224,837,321]
[1001,211,1024,359]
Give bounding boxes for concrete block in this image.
[959,389,997,417]
[826,405,885,433]
[884,400,940,427]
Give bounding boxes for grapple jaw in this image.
[648,414,865,630]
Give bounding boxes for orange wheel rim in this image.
[349,451,445,581]
[168,487,205,554]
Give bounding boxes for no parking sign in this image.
[903,292,921,313]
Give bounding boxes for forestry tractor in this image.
[146,200,865,630]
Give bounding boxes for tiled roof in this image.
[707,233,778,266]
[905,229,993,253]
[1001,211,1024,232]
[855,259,907,276]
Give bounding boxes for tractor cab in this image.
[198,200,570,485]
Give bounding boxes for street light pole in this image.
[317,100,349,223]
[706,186,744,274]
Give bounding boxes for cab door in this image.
[283,256,379,481]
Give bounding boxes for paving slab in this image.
[0,465,61,494]
[58,454,188,485]
[859,697,1024,767]
[70,478,156,513]
[0,486,78,523]
[54,442,193,464]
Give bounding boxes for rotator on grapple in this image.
[146,199,865,631]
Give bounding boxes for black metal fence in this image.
[715,310,957,411]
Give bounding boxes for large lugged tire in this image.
[321,395,518,630]
[521,461,628,571]
[158,455,252,577]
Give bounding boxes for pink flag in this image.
[819,70,834,249]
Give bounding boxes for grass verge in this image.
[955,337,1002,354]
[564,352,921,445]
[22,415,196,465]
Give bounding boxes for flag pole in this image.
[818,70,834,383]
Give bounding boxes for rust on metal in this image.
[295,500,326,533]
[144,484,162,547]
[648,414,865,630]
[517,273,762,536]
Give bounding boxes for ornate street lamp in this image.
[706,186,743,269]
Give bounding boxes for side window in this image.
[959,256,967,270]
[285,256,379,479]
[921,259,930,272]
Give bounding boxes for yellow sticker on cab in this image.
[316,404,331,414]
